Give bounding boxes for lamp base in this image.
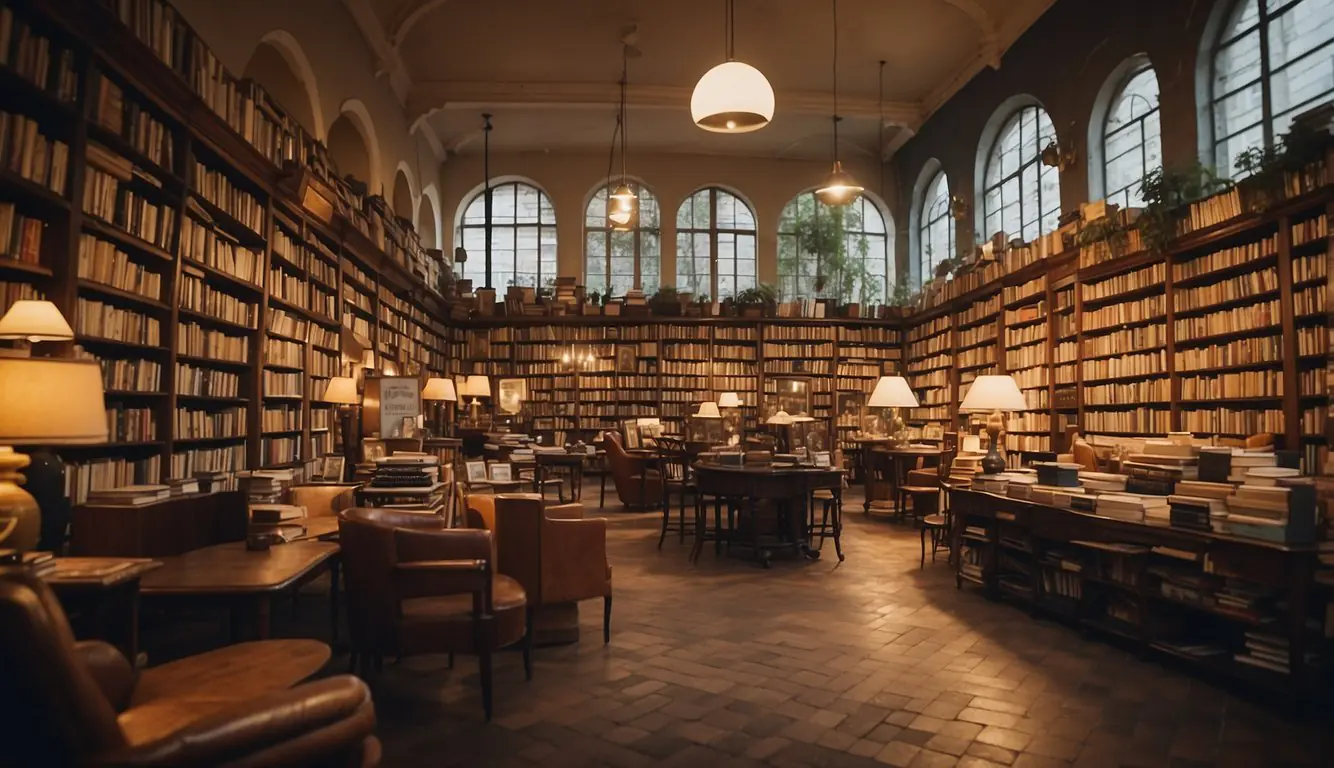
[980,410,1006,474]
[0,447,40,552]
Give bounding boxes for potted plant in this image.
[686,293,709,318]
[1136,162,1231,253]
[732,284,778,318]
[585,290,603,316]
[649,286,683,316]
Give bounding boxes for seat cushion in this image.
[399,575,527,655]
[922,514,948,527]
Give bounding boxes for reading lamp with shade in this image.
[0,300,75,344]
[717,392,743,444]
[867,375,919,442]
[0,357,108,552]
[322,377,360,480]
[959,375,1028,475]
[460,375,491,425]
[421,377,458,436]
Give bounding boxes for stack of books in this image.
[1219,480,1297,540]
[249,503,306,542]
[972,474,1010,494]
[1005,473,1038,500]
[240,470,292,503]
[86,484,171,506]
[1198,446,1278,483]
[1234,631,1293,674]
[167,477,200,496]
[1167,494,1225,531]
[1078,471,1127,493]
[1216,581,1277,625]
[948,452,984,485]
[1092,493,1167,522]
[370,455,436,488]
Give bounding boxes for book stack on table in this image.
[86,485,171,506]
[1091,493,1168,523]
[1219,470,1316,543]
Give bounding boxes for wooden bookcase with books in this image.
[1001,272,1052,462]
[835,324,903,454]
[953,285,1002,432]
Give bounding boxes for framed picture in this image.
[497,378,528,415]
[464,460,488,483]
[362,438,386,462]
[771,377,812,418]
[615,345,637,373]
[322,455,346,481]
[622,419,640,450]
[489,462,512,482]
[836,392,864,423]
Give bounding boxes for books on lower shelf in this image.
[76,297,161,344]
[85,484,170,506]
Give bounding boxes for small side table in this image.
[42,557,162,663]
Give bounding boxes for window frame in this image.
[583,181,661,297]
[675,187,757,298]
[917,171,953,283]
[777,191,891,303]
[981,104,1061,242]
[455,180,557,289]
[1102,63,1162,207]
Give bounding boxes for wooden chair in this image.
[808,450,846,561]
[864,448,897,516]
[655,437,693,547]
[897,456,941,522]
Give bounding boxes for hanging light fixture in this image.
[606,41,637,231]
[690,0,774,133]
[814,0,863,206]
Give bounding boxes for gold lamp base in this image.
[981,410,1006,475]
[0,446,39,551]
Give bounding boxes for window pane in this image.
[456,182,556,289]
[982,106,1061,243]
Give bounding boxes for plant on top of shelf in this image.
[778,195,881,306]
[888,280,914,308]
[649,286,684,316]
[1075,214,1132,263]
[1233,117,1333,212]
[1136,161,1230,253]
[732,284,778,317]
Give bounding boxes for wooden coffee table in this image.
[140,541,340,641]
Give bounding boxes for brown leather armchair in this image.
[292,484,358,518]
[338,508,530,720]
[0,569,379,767]
[602,430,661,509]
[466,494,612,644]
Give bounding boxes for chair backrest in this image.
[0,569,126,765]
[338,508,450,653]
[290,484,356,519]
[655,436,688,483]
[1072,440,1098,471]
[384,437,424,454]
[493,494,546,601]
[1246,432,1275,450]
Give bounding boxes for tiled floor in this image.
[361,497,1329,768]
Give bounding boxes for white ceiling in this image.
[346,0,1056,160]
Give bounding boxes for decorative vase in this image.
[0,447,40,552]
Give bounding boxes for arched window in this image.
[981,105,1060,242]
[584,182,660,297]
[676,188,756,299]
[455,181,556,289]
[777,192,890,304]
[1103,64,1162,207]
[918,171,953,281]
[1208,0,1334,174]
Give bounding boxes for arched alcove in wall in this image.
[417,196,438,250]
[242,30,323,139]
[392,168,414,223]
[326,100,382,195]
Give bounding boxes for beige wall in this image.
[172,0,445,248]
[440,151,902,291]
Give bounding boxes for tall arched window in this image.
[777,192,890,304]
[455,181,556,289]
[918,171,953,281]
[981,105,1061,242]
[584,182,660,297]
[676,188,756,299]
[1208,0,1334,174]
[1103,64,1162,208]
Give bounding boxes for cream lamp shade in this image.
[867,376,919,408]
[0,300,74,342]
[717,392,743,408]
[321,376,360,405]
[765,411,793,426]
[692,402,722,419]
[959,375,1028,413]
[421,377,457,402]
[0,357,107,443]
[690,61,774,133]
[461,375,491,399]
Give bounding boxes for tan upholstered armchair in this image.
[602,430,661,509]
[0,569,380,767]
[338,508,529,720]
[466,493,613,644]
[291,484,358,518]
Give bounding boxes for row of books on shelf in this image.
[1176,268,1278,312]
[1174,236,1276,281]
[181,214,263,284]
[1,7,79,104]
[0,203,45,264]
[1082,262,1165,303]
[1,111,69,195]
[77,233,163,300]
[88,71,174,171]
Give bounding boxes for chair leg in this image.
[522,608,534,681]
[479,647,494,721]
[919,526,927,569]
[832,497,845,562]
[603,593,613,643]
[657,502,669,549]
[600,473,607,509]
[678,490,687,543]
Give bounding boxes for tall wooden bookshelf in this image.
[3,0,456,503]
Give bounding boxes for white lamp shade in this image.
[461,375,491,398]
[959,375,1028,413]
[322,376,360,405]
[867,376,919,408]
[0,357,107,443]
[692,402,722,419]
[690,60,774,133]
[718,392,743,408]
[765,410,793,425]
[421,377,457,402]
[0,300,74,342]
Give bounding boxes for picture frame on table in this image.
[322,455,346,482]
[489,462,513,482]
[464,460,488,484]
[362,438,386,462]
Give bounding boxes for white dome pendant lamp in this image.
[814,0,863,206]
[690,0,774,133]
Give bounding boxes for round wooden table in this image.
[692,463,844,567]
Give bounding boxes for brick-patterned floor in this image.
[369,499,1329,768]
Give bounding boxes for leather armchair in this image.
[338,508,530,720]
[0,569,379,767]
[467,494,613,644]
[291,484,358,519]
[602,431,661,509]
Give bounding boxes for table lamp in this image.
[868,375,919,443]
[421,377,458,436]
[0,357,108,551]
[460,375,491,425]
[718,392,743,445]
[0,300,75,344]
[959,374,1028,475]
[322,376,360,478]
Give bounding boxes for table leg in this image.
[256,596,272,640]
[127,587,141,664]
[329,559,341,645]
[573,463,583,503]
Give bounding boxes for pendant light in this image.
[814,0,863,206]
[690,0,774,133]
[607,42,636,231]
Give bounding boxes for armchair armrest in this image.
[542,517,611,603]
[393,559,490,600]
[544,503,585,520]
[74,640,135,712]
[112,675,376,768]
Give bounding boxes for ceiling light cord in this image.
[620,44,629,184]
[726,0,735,61]
[831,0,840,163]
[878,59,886,197]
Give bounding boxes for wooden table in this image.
[875,446,946,518]
[534,451,589,502]
[692,463,844,567]
[141,541,340,641]
[44,557,162,662]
